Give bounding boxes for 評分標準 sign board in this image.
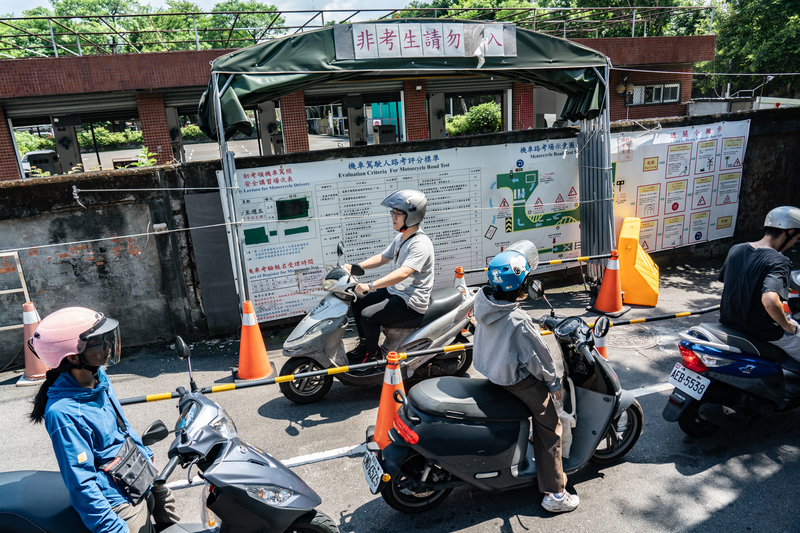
[222,139,580,322]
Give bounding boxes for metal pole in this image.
[48,20,58,57]
[76,34,82,56]
[193,15,200,50]
[631,9,636,38]
[213,73,247,307]
[89,122,101,169]
[709,8,714,35]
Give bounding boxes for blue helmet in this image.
[487,240,539,292]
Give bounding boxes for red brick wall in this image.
[279,91,309,153]
[607,64,695,122]
[0,106,22,180]
[512,83,533,130]
[136,92,173,165]
[572,36,716,66]
[0,50,234,99]
[404,80,429,141]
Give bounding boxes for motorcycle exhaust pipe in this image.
[697,403,749,427]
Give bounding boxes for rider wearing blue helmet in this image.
[473,241,579,513]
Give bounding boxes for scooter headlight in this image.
[322,279,337,291]
[209,412,237,439]
[245,485,294,506]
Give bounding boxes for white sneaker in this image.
[542,490,579,513]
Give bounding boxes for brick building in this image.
[0,35,715,181]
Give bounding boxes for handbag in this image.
[99,399,158,506]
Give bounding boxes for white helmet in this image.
[381,190,427,228]
[765,206,800,230]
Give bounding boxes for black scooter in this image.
[361,282,643,513]
[0,338,338,533]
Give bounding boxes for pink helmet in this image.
[29,307,120,368]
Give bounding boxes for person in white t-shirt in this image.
[344,190,435,363]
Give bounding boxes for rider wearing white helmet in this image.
[345,189,435,363]
[29,307,179,533]
[472,241,579,513]
[719,206,800,360]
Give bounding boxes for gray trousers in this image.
[504,375,567,494]
[112,483,180,533]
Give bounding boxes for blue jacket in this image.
[44,367,153,533]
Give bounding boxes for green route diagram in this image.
[538,242,576,255]
[496,171,581,232]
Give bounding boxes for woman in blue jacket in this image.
[28,307,179,533]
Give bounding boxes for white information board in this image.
[612,120,749,252]
[227,139,583,322]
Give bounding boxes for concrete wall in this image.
[1,107,797,366]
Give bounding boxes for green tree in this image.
[699,0,800,98]
[208,0,285,47]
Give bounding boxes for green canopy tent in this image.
[198,19,615,307]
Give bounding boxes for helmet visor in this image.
[506,240,539,272]
[80,317,121,366]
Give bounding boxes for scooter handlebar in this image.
[154,455,180,485]
[577,342,595,366]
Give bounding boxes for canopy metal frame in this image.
[205,21,616,311]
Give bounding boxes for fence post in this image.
[193,14,200,50]
[48,19,58,57]
[631,9,636,38]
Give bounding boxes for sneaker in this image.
[541,490,579,513]
[347,343,380,364]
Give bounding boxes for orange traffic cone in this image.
[234,301,275,381]
[587,250,630,318]
[17,302,48,387]
[594,333,607,360]
[374,351,405,449]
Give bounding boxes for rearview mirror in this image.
[336,242,345,257]
[175,336,191,361]
[141,420,169,446]
[525,279,544,300]
[593,316,611,339]
[350,264,365,276]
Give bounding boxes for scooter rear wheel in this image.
[288,510,339,532]
[380,453,453,513]
[279,358,334,404]
[449,333,474,377]
[677,398,721,438]
[590,399,644,465]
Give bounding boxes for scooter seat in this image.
[700,323,787,363]
[386,287,464,329]
[0,471,90,533]
[408,376,531,421]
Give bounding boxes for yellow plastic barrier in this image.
[618,217,659,306]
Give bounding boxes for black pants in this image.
[351,288,422,350]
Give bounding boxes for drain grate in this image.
[605,325,658,349]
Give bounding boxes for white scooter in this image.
[280,243,478,403]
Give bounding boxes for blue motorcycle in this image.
[662,271,800,437]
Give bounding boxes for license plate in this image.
[668,362,710,400]
[362,450,384,494]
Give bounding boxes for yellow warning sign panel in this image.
[505,218,513,233]
[618,217,660,307]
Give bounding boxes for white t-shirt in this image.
[381,230,435,313]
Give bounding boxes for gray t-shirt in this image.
[381,230,435,313]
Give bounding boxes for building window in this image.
[627,83,680,106]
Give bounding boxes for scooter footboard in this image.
[562,387,616,472]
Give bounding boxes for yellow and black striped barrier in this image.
[119,305,719,406]
[119,343,473,406]
[462,253,613,275]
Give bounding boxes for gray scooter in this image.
[0,338,338,533]
[362,282,644,513]
[280,242,478,403]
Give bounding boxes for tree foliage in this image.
[446,101,501,136]
[697,0,800,98]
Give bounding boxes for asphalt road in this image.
[80,135,354,170]
[2,255,800,532]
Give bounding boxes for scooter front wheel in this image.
[380,453,453,513]
[279,358,334,404]
[590,399,644,465]
[287,510,339,532]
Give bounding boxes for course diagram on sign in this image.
[689,211,710,244]
[721,137,744,169]
[636,184,661,218]
[695,139,717,174]
[496,170,580,233]
[716,172,741,205]
[662,215,685,249]
[664,180,687,215]
[691,176,714,210]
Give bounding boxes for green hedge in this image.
[16,125,211,155]
[446,102,501,137]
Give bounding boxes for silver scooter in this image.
[280,243,478,404]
